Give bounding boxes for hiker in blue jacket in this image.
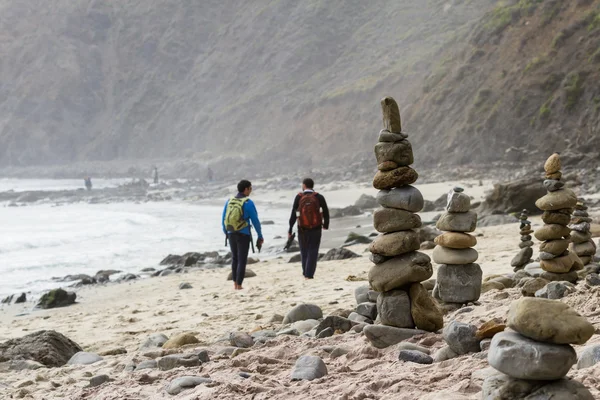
[222,180,264,290]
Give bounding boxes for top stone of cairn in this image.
[544,153,561,175]
[381,97,402,133]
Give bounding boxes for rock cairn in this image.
[534,153,582,282]
[570,198,597,268]
[510,209,533,271]
[367,96,443,334]
[432,187,482,304]
[484,297,594,398]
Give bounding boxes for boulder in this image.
[376,186,424,212]
[0,330,82,367]
[377,290,414,328]
[479,177,546,215]
[368,251,432,292]
[507,297,594,345]
[36,289,76,309]
[291,355,328,381]
[363,325,427,349]
[354,194,379,209]
[435,211,477,233]
[283,304,323,324]
[488,332,576,380]
[369,231,421,257]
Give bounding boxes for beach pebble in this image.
[179,282,192,289]
[282,304,323,324]
[435,211,477,233]
[507,297,594,345]
[363,325,427,349]
[368,251,433,292]
[585,273,600,286]
[166,376,212,395]
[88,375,110,387]
[443,321,480,355]
[482,374,594,399]
[433,346,459,362]
[269,314,284,323]
[480,339,492,352]
[534,281,572,299]
[317,328,334,339]
[135,360,158,370]
[139,333,169,350]
[398,350,433,364]
[488,332,576,380]
[290,355,328,381]
[315,316,357,336]
[348,312,373,325]
[376,186,424,212]
[435,264,482,303]
[524,262,543,277]
[354,285,370,304]
[377,289,414,328]
[432,246,478,265]
[67,352,103,365]
[330,347,350,358]
[577,343,600,369]
[397,342,430,355]
[158,354,201,371]
[409,283,443,332]
[520,278,549,297]
[163,333,200,349]
[276,328,300,336]
[292,319,320,334]
[229,332,254,348]
[356,302,378,320]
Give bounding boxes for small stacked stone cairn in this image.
[432,187,482,304]
[484,297,594,398]
[534,153,582,282]
[510,209,534,271]
[570,198,597,267]
[367,96,443,334]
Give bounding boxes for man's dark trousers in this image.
[299,228,322,278]
[229,232,251,285]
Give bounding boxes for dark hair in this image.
[237,180,252,193]
[302,178,314,189]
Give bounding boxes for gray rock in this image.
[480,338,492,352]
[369,253,392,264]
[488,332,576,380]
[356,302,377,320]
[432,246,479,265]
[282,304,323,324]
[276,328,300,336]
[89,375,110,387]
[0,330,82,368]
[0,360,45,371]
[229,332,254,348]
[376,186,424,212]
[179,282,192,290]
[330,347,350,358]
[290,355,328,381]
[377,289,414,328]
[433,345,459,362]
[577,343,600,369]
[482,373,593,400]
[139,333,169,350]
[397,342,430,354]
[67,352,103,365]
[539,251,557,260]
[15,293,26,304]
[166,376,212,395]
[511,247,533,267]
[159,269,173,277]
[363,325,427,349]
[543,179,565,192]
[135,360,158,370]
[317,328,334,339]
[368,251,433,292]
[435,211,478,233]
[354,285,370,304]
[269,314,284,323]
[292,319,320,334]
[585,273,600,286]
[354,194,379,209]
[435,263,482,303]
[157,354,201,371]
[524,262,543,277]
[348,312,373,325]
[443,321,480,355]
[251,330,277,341]
[541,270,578,283]
[320,248,360,261]
[446,191,470,213]
[534,281,571,299]
[36,289,76,309]
[398,350,433,364]
[519,240,534,248]
[367,290,379,302]
[315,316,357,336]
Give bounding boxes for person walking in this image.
[222,180,264,290]
[288,178,330,279]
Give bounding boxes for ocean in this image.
[0,180,296,299]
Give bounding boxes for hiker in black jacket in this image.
[288,178,330,279]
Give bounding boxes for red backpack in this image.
[298,192,322,229]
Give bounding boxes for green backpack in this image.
[224,197,250,232]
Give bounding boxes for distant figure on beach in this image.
[207,167,214,182]
[288,178,330,279]
[84,177,92,190]
[153,166,159,184]
[222,180,264,290]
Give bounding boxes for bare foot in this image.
[234,283,239,290]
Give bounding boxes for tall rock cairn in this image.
[511,209,534,271]
[484,297,594,398]
[432,187,482,304]
[367,97,443,333]
[535,153,583,281]
[570,198,596,267]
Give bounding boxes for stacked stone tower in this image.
[432,187,482,304]
[511,209,534,271]
[367,96,442,333]
[570,199,597,267]
[484,297,594,398]
[534,153,582,282]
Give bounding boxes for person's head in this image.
[302,178,314,191]
[237,180,252,196]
